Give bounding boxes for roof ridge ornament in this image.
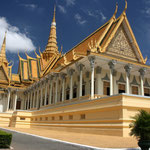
[63,54,70,65]
[39,47,42,56]
[34,49,40,58]
[144,56,147,64]
[18,51,20,58]
[88,39,99,53]
[8,60,14,67]
[73,49,80,60]
[112,2,118,19]
[123,0,127,15]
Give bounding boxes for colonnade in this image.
[4,56,148,111]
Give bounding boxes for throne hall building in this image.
[0,1,150,137]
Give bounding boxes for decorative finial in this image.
[124,0,127,13]
[25,50,28,57]
[18,51,20,58]
[8,60,14,67]
[52,5,56,26]
[39,47,42,55]
[144,56,147,64]
[34,49,37,55]
[114,2,118,17]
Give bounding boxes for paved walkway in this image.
[0,127,139,149]
[0,128,100,150]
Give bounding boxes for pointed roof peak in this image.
[3,31,7,43]
[0,32,7,63]
[44,5,59,57]
[51,5,56,26]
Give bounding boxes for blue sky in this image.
[0,0,150,73]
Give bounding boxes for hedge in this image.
[0,130,12,148]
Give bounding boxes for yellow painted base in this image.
[2,94,150,137]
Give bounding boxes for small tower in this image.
[0,32,8,67]
[43,6,59,61]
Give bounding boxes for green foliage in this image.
[129,110,150,140]
[0,130,12,148]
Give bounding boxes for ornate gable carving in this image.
[106,25,138,62]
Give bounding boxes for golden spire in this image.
[0,31,7,63]
[52,5,56,23]
[44,5,58,59]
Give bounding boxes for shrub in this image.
[129,110,150,140]
[0,130,12,148]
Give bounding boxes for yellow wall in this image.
[3,94,150,137]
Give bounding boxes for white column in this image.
[79,64,84,97]
[6,89,11,111]
[44,82,48,105]
[55,74,59,103]
[124,64,132,94]
[14,91,17,111]
[96,66,102,95]
[61,74,66,102]
[110,70,113,95]
[27,91,30,110]
[40,86,43,107]
[88,56,95,98]
[30,91,33,109]
[49,76,53,104]
[33,90,36,108]
[139,68,146,96]
[69,69,74,100]
[108,60,116,96]
[24,95,27,110]
[36,89,39,109]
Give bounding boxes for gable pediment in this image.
[106,25,138,62]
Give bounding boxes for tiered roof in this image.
[0,1,147,89]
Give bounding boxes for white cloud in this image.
[145,8,150,15]
[87,10,106,22]
[74,13,87,25]
[88,11,96,17]
[99,12,106,21]
[65,0,75,6]
[142,0,150,16]
[21,4,37,10]
[0,17,36,53]
[58,5,67,14]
